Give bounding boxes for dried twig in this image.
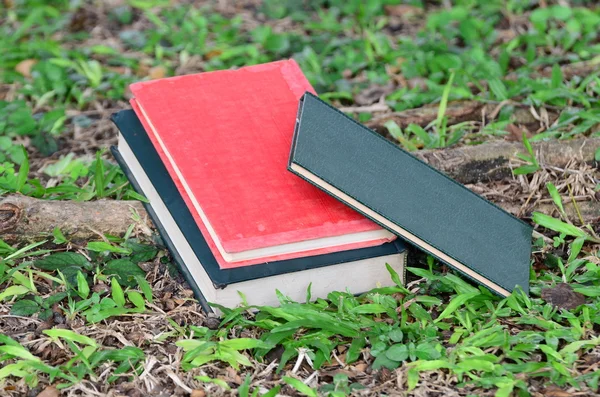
[2,136,598,246]
[365,100,558,131]
[0,194,151,244]
[416,137,600,184]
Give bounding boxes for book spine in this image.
[110,144,214,313]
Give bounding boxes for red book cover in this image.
[130,60,395,268]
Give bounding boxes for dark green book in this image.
[288,92,533,297]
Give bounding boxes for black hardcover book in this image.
[111,109,407,312]
[288,93,533,297]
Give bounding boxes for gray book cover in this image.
[288,92,533,297]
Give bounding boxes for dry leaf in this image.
[353,363,368,373]
[407,77,428,90]
[164,299,175,311]
[181,289,195,297]
[354,83,395,106]
[190,390,206,397]
[148,65,167,80]
[136,63,149,77]
[320,369,355,379]
[225,367,242,385]
[15,59,37,78]
[107,66,129,75]
[37,385,60,397]
[541,385,575,397]
[540,107,550,128]
[68,7,97,32]
[494,29,518,43]
[204,49,223,60]
[374,367,393,383]
[504,124,532,142]
[541,283,586,310]
[384,5,423,18]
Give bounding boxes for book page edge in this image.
[289,162,512,297]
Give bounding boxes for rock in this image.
[204,316,220,330]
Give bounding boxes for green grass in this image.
[1,0,600,396]
[2,215,600,395]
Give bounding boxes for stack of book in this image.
[111,60,407,312]
[112,59,533,312]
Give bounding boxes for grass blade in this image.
[436,71,455,138]
[16,146,29,193]
[546,183,565,216]
[111,277,126,307]
[43,329,98,348]
[282,376,317,397]
[435,292,480,322]
[532,212,589,238]
[94,151,105,198]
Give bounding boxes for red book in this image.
[129,60,395,268]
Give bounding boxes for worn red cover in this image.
[130,60,392,268]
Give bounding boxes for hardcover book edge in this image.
[288,93,533,298]
[110,145,213,313]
